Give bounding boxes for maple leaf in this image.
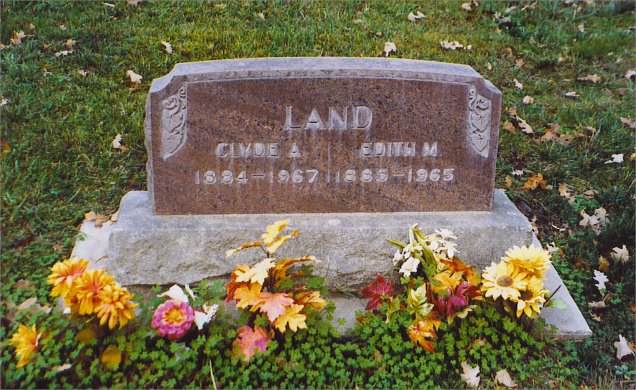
[495,369,517,387]
[294,291,327,311]
[273,304,307,333]
[235,258,275,285]
[233,325,271,362]
[407,320,437,352]
[101,345,121,369]
[593,270,609,292]
[407,11,425,21]
[522,173,548,190]
[383,42,396,57]
[126,70,142,84]
[234,283,263,309]
[558,183,575,204]
[441,258,481,285]
[265,231,299,254]
[225,264,250,302]
[255,292,294,322]
[361,274,394,310]
[615,334,636,360]
[225,241,263,257]
[611,245,629,264]
[431,270,463,295]
[10,31,26,45]
[271,256,317,280]
[460,361,480,388]
[261,219,294,253]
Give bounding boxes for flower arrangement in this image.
[151,284,219,340]
[225,219,328,361]
[362,225,483,352]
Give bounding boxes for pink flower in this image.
[151,299,194,340]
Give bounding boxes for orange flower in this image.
[72,269,115,315]
[47,258,89,298]
[9,324,42,367]
[95,283,138,329]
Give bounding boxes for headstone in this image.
[146,58,501,214]
[72,58,590,339]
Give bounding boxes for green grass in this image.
[2,0,635,387]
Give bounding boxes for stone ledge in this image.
[105,189,532,291]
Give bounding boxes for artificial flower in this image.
[95,283,138,329]
[399,256,420,278]
[502,245,551,278]
[9,324,42,367]
[514,277,547,318]
[151,299,195,340]
[481,261,527,301]
[72,269,115,315]
[47,258,89,298]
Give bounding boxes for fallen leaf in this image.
[126,0,143,5]
[54,50,72,57]
[257,12,265,19]
[214,3,226,9]
[593,270,609,292]
[614,334,635,360]
[0,97,8,107]
[0,139,11,157]
[65,38,76,48]
[28,23,35,31]
[53,363,73,372]
[591,314,601,321]
[504,176,512,186]
[517,117,533,134]
[460,361,480,388]
[14,279,31,289]
[513,79,523,89]
[619,117,636,130]
[577,74,600,84]
[486,62,493,71]
[593,207,609,225]
[495,369,517,387]
[77,69,88,76]
[625,69,636,80]
[383,42,396,57]
[440,40,466,50]
[522,173,548,190]
[161,40,173,54]
[102,2,115,7]
[101,345,121,369]
[84,210,110,226]
[558,183,575,204]
[502,120,514,131]
[605,154,623,164]
[126,69,142,84]
[522,95,534,104]
[17,297,52,314]
[515,58,525,68]
[111,133,129,151]
[578,23,585,33]
[10,30,26,45]
[59,24,67,31]
[511,170,523,177]
[461,1,479,12]
[588,300,607,309]
[564,91,580,99]
[598,256,610,274]
[611,245,629,264]
[407,11,425,22]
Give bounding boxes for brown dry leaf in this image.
[564,91,580,99]
[619,117,636,130]
[610,245,629,264]
[530,216,538,235]
[598,256,610,274]
[461,1,479,12]
[10,30,26,45]
[591,314,602,321]
[558,183,575,204]
[28,23,35,31]
[495,369,517,387]
[522,95,534,104]
[84,211,110,227]
[588,300,607,309]
[516,117,533,134]
[77,69,88,77]
[52,244,64,251]
[15,279,32,289]
[111,133,130,151]
[577,74,600,84]
[0,140,11,157]
[583,189,598,198]
[127,69,142,84]
[522,173,548,191]
[502,120,514,132]
[59,24,67,31]
[515,58,525,68]
[110,210,119,222]
[383,42,396,57]
[65,38,76,48]
[540,123,573,145]
[127,0,143,5]
[17,297,52,314]
[407,11,425,22]
[513,78,523,89]
[54,50,73,57]
[505,176,512,187]
[161,40,173,54]
[630,304,636,313]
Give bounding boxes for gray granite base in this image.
[72,189,591,340]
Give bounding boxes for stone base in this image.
[103,189,532,291]
[71,189,591,340]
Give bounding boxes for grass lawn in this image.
[2,0,635,388]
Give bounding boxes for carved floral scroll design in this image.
[160,86,187,160]
[467,87,491,158]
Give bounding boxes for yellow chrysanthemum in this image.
[72,269,115,315]
[513,277,547,318]
[481,261,527,301]
[502,245,551,278]
[9,324,42,368]
[47,258,89,298]
[95,283,138,329]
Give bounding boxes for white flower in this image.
[194,303,219,330]
[399,257,420,278]
[392,250,404,265]
[158,284,189,303]
[428,239,440,251]
[435,228,457,240]
[444,242,459,258]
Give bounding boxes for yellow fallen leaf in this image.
[383,42,396,57]
[101,345,121,369]
[126,69,142,84]
[522,173,548,190]
[65,38,76,48]
[598,256,610,274]
[161,40,173,54]
[54,50,73,57]
[522,95,534,104]
[513,78,523,89]
[112,133,129,151]
[10,30,26,45]
[407,11,425,22]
